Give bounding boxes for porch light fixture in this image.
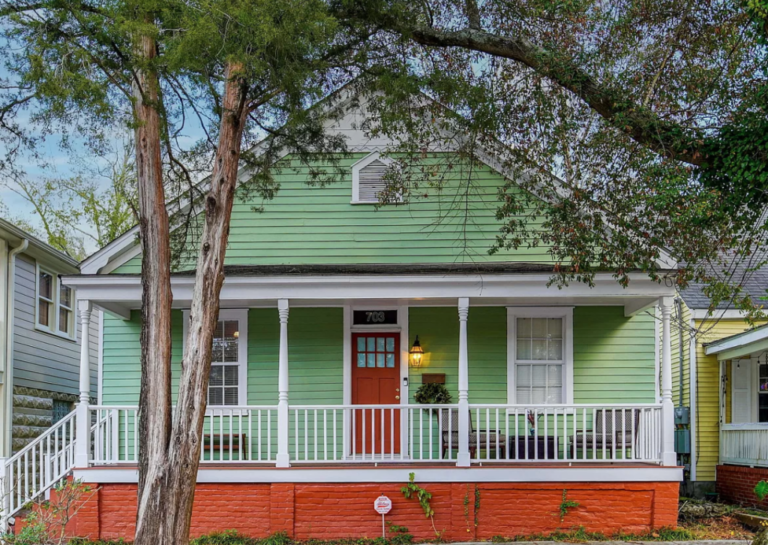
[409,336,424,368]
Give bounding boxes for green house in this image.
[5,95,683,541]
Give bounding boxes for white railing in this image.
[468,404,662,463]
[90,406,277,464]
[289,404,451,463]
[1,411,77,524]
[85,403,664,466]
[721,424,768,467]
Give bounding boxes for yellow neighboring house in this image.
[675,267,768,503]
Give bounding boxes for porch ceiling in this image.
[62,271,673,320]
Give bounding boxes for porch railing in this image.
[88,403,662,465]
[720,423,768,468]
[90,405,277,464]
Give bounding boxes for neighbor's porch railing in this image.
[88,403,662,465]
[720,423,768,468]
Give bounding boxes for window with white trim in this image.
[36,266,75,339]
[508,308,573,405]
[209,320,241,406]
[184,309,248,407]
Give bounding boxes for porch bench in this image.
[203,433,247,456]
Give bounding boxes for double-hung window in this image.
[185,309,248,407]
[36,266,75,340]
[508,308,573,405]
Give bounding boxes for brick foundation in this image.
[62,481,678,541]
[717,465,768,508]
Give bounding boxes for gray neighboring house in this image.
[0,219,97,457]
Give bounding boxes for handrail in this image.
[4,411,76,467]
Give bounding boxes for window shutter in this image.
[732,359,753,423]
[358,160,388,202]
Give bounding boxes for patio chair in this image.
[569,409,640,459]
[440,408,507,459]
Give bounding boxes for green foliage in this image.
[400,473,434,519]
[755,480,768,501]
[3,480,95,545]
[489,525,695,542]
[557,490,580,522]
[412,383,452,405]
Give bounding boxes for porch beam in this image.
[457,297,470,467]
[75,299,92,468]
[276,299,290,468]
[659,297,676,466]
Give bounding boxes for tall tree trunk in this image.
[133,61,248,545]
[133,29,175,545]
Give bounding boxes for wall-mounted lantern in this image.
[409,335,424,368]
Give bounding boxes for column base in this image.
[276,454,291,468]
[661,452,677,466]
[456,452,470,467]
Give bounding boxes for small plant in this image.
[401,473,439,536]
[756,480,768,501]
[3,480,97,545]
[386,522,413,545]
[413,383,452,404]
[557,489,580,522]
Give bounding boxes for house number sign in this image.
[353,310,398,326]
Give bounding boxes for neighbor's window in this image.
[208,319,242,406]
[759,363,768,423]
[37,267,75,339]
[514,317,564,404]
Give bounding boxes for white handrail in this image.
[1,411,78,527]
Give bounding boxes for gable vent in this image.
[358,160,389,203]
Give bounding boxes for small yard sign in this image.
[374,495,392,514]
[374,495,392,537]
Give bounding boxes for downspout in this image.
[3,239,28,457]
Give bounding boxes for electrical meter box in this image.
[675,428,691,454]
[674,407,690,425]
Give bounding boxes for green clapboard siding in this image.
[407,306,507,404]
[102,309,183,405]
[247,307,343,405]
[573,306,656,403]
[113,154,552,273]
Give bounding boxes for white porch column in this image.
[659,297,676,466]
[276,299,290,468]
[75,300,92,468]
[457,297,470,467]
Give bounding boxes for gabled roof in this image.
[79,85,677,275]
[679,259,768,311]
[0,218,79,273]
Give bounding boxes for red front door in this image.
[351,333,401,456]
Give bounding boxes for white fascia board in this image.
[62,272,675,307]
[691,309,751,320]
[705,326,768,356]
[74,465,682,484]
[79,226,139,274]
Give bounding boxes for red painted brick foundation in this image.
[62,481,678,541]
[717,465,768,508]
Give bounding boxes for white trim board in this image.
[74,465,683,484]
[63,273,674,320]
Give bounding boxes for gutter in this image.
[2,239,28,457]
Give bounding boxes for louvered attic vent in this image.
[352,152,398,204]
[357,160,388,203]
